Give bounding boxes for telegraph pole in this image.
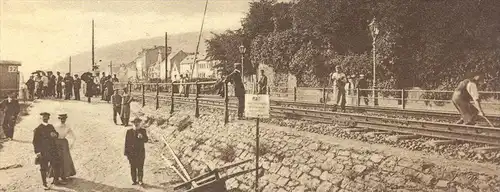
[109,61,113,75]
[165,32,168,82]
[92,19,95,72]
[69,56,72,74]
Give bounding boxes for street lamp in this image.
[369,18,379,106]
[238,45,246,82]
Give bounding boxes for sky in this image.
[0,0,254,77]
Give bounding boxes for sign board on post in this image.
[244,94,270,118]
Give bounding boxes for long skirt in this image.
[451,91,478,124]
[49,138,76,178]
[121,104,131,120]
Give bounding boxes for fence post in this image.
[267,86,271,95]
[224,82,229,125]
[142,83,145,107]
[128,82,132,94]
[322,87,327,110]
[170,82,174,114]
[356,88,360,106]
[155,83,159,110]
[401,89,406,109]
[293,87,297,102]
[195,81,200,118]
[374,88,379,106]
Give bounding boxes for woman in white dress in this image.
[50,114,76,180]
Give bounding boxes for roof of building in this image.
[180,53,207,65]
[0,60,22,66]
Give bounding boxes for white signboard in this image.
[8,66,18,73]
[244,94,270,118]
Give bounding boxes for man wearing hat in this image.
[73,74,82,100]
[356,74,369,105]
[33,112,65,189]
[452,72,486,125]
[111,89,122,125]
[224,63,246,119]
[124,117,149,185]
[1,92,20,141]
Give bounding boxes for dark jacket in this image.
[64,76,74,89]
[0,98,20,116]
[56,76,64,90]
[74,78,82,89]
[33,123,59,158]
[111,94,122,108]
[224,69,245,97]
[124,128,148,157]
[26,79,35,90]
[258,75,268,94]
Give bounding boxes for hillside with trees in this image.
[206,0,500,90]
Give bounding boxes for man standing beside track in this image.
[452,71,485,125]
[224,63,245,120]
[330,65,347,112]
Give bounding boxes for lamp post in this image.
[369,18,379,106]
[238,45,246,83]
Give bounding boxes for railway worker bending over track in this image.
[451,71,485,125]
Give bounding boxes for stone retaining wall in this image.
[137,103,500,192]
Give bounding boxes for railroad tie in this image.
[385,135,420,142]
[473,146,500,154]
[423,140,457,148]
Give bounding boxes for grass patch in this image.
[217,144,237,162]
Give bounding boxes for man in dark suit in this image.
[1,93,20,141]
[224,63,246,119]
[63,73,74,100]
[124,117,148,185]
[111,89,122,125]
[73,74,82,100]
[258,69,268,94]
[33,112,65,190]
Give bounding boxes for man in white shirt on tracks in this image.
[330,65,347,112]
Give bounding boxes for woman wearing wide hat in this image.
[49,113,76,180]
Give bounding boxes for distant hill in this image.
[51,31,218,74]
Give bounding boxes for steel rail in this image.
[136,92,500,123]
[137,93,500,146]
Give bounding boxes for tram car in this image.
[0,60,22,98]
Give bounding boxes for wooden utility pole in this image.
[69,56,72,74]
[165,32,168,82]
[109,61,113,75]
[92,19,95,72]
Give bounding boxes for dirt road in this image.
[0,100,176,192]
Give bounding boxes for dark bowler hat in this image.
[58,114,68,119]
[131,117,142,123]
[40,112,50,117]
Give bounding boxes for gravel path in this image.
[0,100,176,192]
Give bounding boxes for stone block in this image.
[299,165,312,173]
[293,185,308,192]
[418,173,435,186]
[276,177,290,187]
[337,150,351,157]
[353,165,367,174]
[316,181,333,192]
[290,170,304,179]
[435,180,449,188]
[311,167,322,177]
[278,166,292,178]
[369,154,385,163]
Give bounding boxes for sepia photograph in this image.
[0,0,499,191]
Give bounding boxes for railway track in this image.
[133,92,500,147]
[136,92,500,124]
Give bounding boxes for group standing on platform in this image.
[25,71,118,102]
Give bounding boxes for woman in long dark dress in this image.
[49,114,76,180]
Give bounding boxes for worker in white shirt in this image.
[344,75,356,105]
[451,72,485,125]
[330,66,347,112]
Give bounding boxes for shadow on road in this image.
[57,178,143,192]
